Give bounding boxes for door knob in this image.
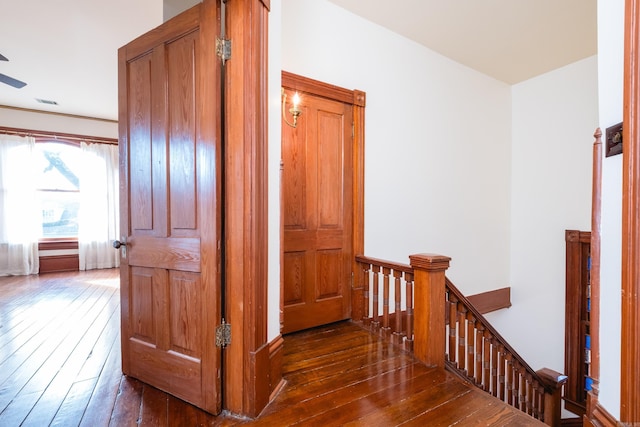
[113,240,126,249]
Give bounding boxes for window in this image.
[35,141,82,239]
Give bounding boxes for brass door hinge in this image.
[216,38,231,64]
[215,319,231,348]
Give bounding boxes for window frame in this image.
[35,137,82,241]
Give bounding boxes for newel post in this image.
[537,367,568,427]
[409,253,451,368]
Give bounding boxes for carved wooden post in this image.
[409,253,451,368]
[537,367,568,427]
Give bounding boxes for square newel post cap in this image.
[536,367,568,389]
[409,254,451,272]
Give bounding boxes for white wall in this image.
[0,107,118,138]
[487,57,598,374]
[281,0,512,297]
[277,0,600,380]
[597,0,625,418]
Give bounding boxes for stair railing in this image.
[354,253,567,427]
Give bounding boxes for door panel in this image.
[118,1,221,414]
[282,90,353,334]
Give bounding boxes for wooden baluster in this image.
[519,372,526,412]
[448,294,458,364]
[513,362,521,410]
[531,382,539,419]
[537,384,545,421]
[363,263,370,322]
[506,354,513,405]
[475,321,483,386]
[457,303,466,373]
[382,267,391,335]
[525,375,533,415]
[372,265,380,328]
[405,272,414,351]
[466,312,475,380]
[491,337,498,396]
[498,345,506,401]
[393,269,403,344]
[482,328,490,391]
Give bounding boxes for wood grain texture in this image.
[282,72,366,327]
[118,0,221,414]
[564,229,590,416]
[281,84,353,335]
[467,287,512,314]
[0,271,545,426]
[622,0,640,422]
[224,0,270,416]
[38,255,79,273]
[410,253,450,368]
[620,0,640,424]
[585,129,603,425]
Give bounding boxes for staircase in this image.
[354,253,566,427]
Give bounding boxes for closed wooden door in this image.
[282,88,353,334]
[117,1,222,414]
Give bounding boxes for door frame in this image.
[621,0,640,421]
[280,70,366,327]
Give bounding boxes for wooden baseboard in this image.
[269,335,284,397]
[248,335,284,418]
[467,287,511,314]
[39,255,79,273]
[585,401,620,427]
[561,417,583,426]
[269,335,284,404]
[249,342,270,418]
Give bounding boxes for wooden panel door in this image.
[117,1,222,414]
[282,89,353,334]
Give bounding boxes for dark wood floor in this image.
[0,269,544,426]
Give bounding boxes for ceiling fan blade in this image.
[0,73,27,89]
[0,53,8,61]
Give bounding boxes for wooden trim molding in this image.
[0,105,118,124]
[225,0,270,417]
[466,287,511,314]
[39,255,79,273]
[622,0,640,421]
[352,90,366,321]
[589,402,623,427]
[0,126,118,145]
[38,240,79,251]
[282,71,361,106]
[268,335,284,399]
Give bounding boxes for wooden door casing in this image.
[281,86,353,334]
[118,1,221,414]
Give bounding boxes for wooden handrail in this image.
[445,278,544,390]
[355,255,412,274]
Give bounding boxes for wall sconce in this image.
[282,88,302,128]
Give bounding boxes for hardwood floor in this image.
[0,270,544,426]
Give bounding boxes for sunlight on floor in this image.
[86,277,119,288]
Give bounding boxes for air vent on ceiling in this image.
[35,98,58,105]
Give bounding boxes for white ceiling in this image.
[0,0,596,122]
[0,0,162,121]
[327,0,597,85]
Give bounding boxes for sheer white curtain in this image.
[78,142,120,270]
[0,134,40,276]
